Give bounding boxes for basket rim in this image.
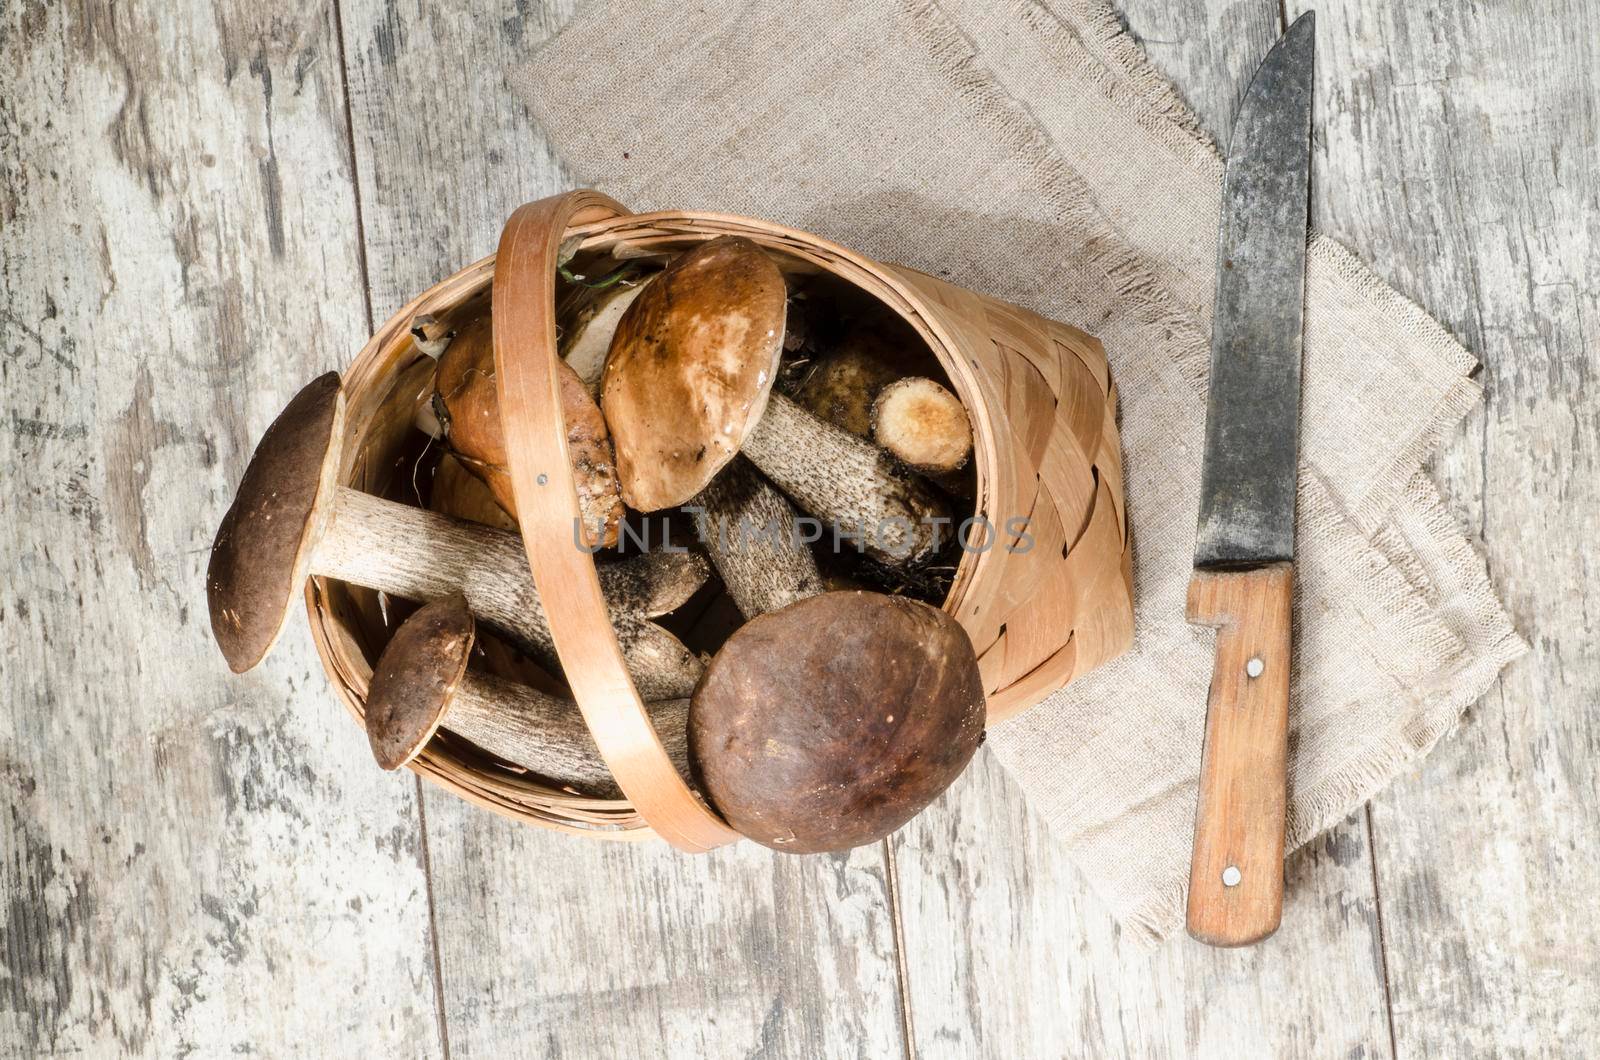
[305,200,1127,840]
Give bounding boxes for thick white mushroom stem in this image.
[444,676,689,799]
[690,458,824,619]
[314,487,704,699]
[742,394,952,568]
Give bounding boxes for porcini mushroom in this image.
[871,376,973,474]
[366,593,690,797]
[206,372,705,699]
[422,307,624,548]
[602,236,951,567]
[689,590,985,853]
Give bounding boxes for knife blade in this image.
[1186,10,1315,948]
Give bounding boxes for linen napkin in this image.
[514,0,1525,942]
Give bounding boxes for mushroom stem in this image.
[690,458,823,619]
[742,393,951,568]
[442,675,690,799]
[314,487,704,699]
[872,376,973,474]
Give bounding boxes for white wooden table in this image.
[3,1,1594,1055]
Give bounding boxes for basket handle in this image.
[492,191,740,853]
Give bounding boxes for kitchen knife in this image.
[1186,11,1315,948]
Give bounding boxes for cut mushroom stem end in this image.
[872,376,973,474]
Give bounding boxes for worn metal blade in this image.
[1193,12,1316,569]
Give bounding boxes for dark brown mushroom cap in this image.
[689,591,986,853]
[602,236,787,512]
[207,372,345,673]
[365,593,476,770]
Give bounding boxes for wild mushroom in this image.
[688,457,824,619]
[206,372,705,699]
[366,593,689,798]
[558,275,655,396]
[677,472,983,852]
[601,236,951,567]
[689,590,986,853]
[790,323,923,436]
[871,376,973,474]
[420,307,624,548]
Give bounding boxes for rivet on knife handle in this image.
[1185,564,1292,946]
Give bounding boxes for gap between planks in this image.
[1265,0,1401,1047]
[1363,804,1399,1060]
[330,0,451,1053]
[882,839,918,1060]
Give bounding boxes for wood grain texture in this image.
[890,2,1395,1054]
[891,754,1394,1058]
[0,0,443,1054]
[1185,565,1293,947]
[7,0,1595,1054]
[334,0,907,1054]
[1284,0,1600,1053]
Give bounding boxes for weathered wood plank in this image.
[1100,0,1285,145]
[890,3,1395,1055]
[0,0,441,1055]
[333,1,909,1055]
[1287,0,1600,1053]
[895,755,1392,1057]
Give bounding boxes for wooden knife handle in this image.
[1185,563,1293,946]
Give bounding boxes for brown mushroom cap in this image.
[688,591,986,853]
[435,308,623,547]
[602,236,787,512]
[365,593,476,770]
[207,372,345,673]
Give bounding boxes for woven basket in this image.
[307,191,1132,849]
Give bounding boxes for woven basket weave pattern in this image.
[306,202,1132,841]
